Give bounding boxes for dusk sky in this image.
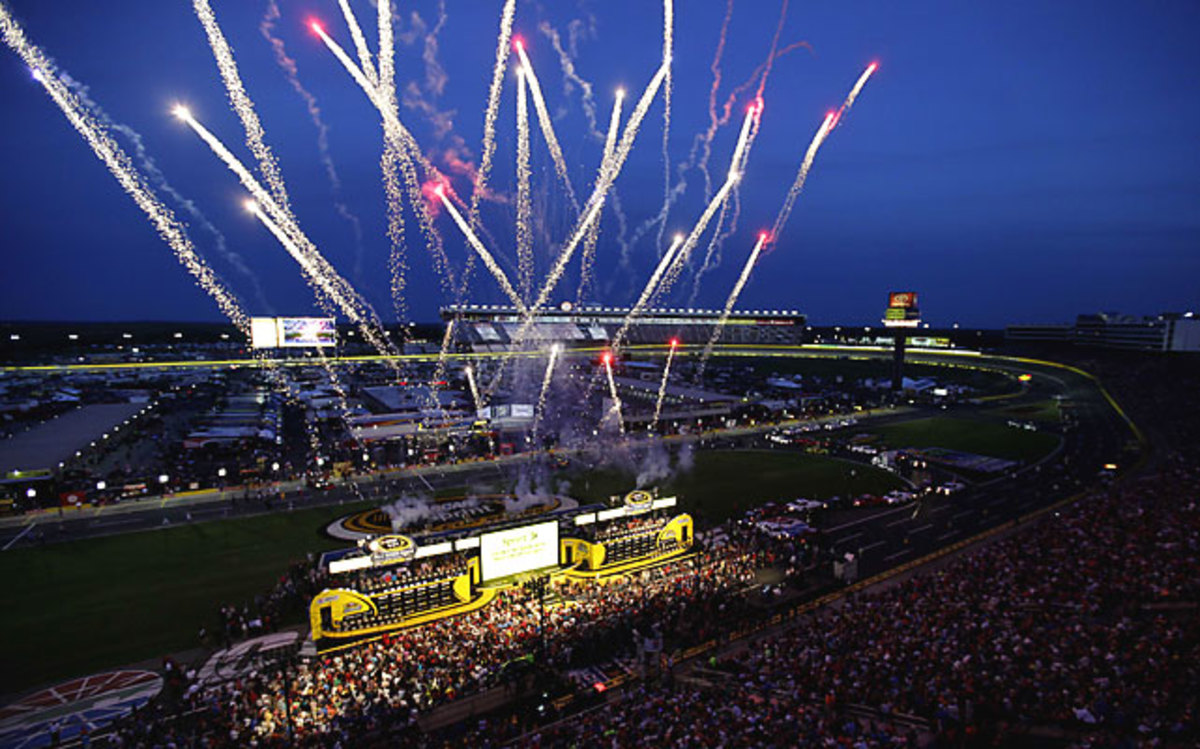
[1,0,1197,328]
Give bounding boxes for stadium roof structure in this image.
[441,304,808,350]
[0,402,144,481]
[441,304,806,322]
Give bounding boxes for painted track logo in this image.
[0,670,162,748]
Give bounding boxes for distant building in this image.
[1004,324,1073,344]
[1006,312,1200,352]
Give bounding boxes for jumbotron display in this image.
[478,521,559,582]
[249,317,336,349]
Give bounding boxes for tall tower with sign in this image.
[882,292,921,391]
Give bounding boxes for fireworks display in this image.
[191,0,292,212]
[472,0,518,223]
[653,338,679,430]
[532,343,561,438]
[697,230,770,375]
[770,63,875,243]
[611,233,685,352]
[655,102,758,299]
[515,40,579,212]
[602,351,625,434]
[3,0,877,438]
[434,185,528,314]
[515,67,534,300]
[464,364,483,414]
[0,5,249,332]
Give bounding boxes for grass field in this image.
[569,450,903,521]
[0,501,370,696]
[868,417,1059,462]
[991,399,1061,424]
[688,354,1017,396]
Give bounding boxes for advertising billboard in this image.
[279,317,336,347]
[249,317,337,348]
[883,292,921,328]
[479,520,559,581]
[250,317,280,349]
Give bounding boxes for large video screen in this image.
[249,317,337,349]
[479,521,559,581]
[279,317,336,348]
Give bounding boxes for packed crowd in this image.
[107,354,1199,747]
[347,553,473,595]
[513,469,1200,747]
[111,527,773,747]
[590,514,665,542]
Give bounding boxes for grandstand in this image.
[440,304,807,351]
[309,491,692,652]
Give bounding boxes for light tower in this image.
[882,291,921,391]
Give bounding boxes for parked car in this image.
[787,498,827,513]
[936,481,966,496]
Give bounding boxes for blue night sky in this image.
[0,0,1197,327]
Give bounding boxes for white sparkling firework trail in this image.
[603,354,624,433]
[381,149,411,310]
[472,0,517,222]
[687,101,762,302]
[656,103,757,298]
[178,109,395,361]
[576,87,624,304]
[191,0,290,210]
[628,29,808,275]
[698,231,768,371]
[464,365,483,414]
[657,0,674,252]
[530,196,606,314]
[243,200,344,315]
[769,112,834,242]
[260,0,367,282]
[839,62,877,119]
[532,344,560,437]
[377,0,396,107]
[767,63,874,243]
[56,71,271,314]
[530,62,668,316]
[337,0,376,85]
[611,233,683,352]
[515,41,579,212]
[605,62,669,186]
[429,318,456,407]
[313,22,454,295]
[516,67,533,300]
[435,187,528,314]
[245,200,394,365]
[601,91,624,182]
[652,339,678,430]
[0,9,248,332]
[485,63,667,397]
[627,0,731,267]
[688,201,730,303]
[376,0,410,320]
[658,178,736,298]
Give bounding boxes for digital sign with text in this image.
[479,521,559,581]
